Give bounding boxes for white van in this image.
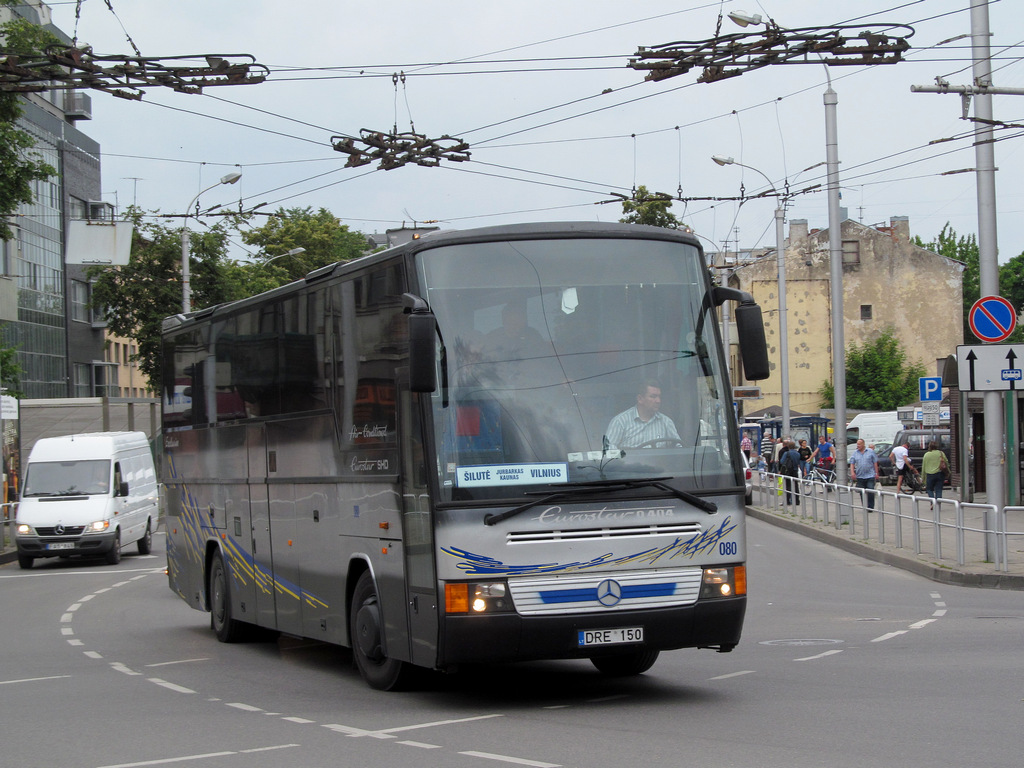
[15,432,159,569]
[845,411,904,449]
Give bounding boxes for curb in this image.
[747,507,1024,591]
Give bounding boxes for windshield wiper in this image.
[483,476,717,526]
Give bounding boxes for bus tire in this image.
[590,649,660,676]
[350,570,408,691]
[210,551,246,643]
[137,521,152,555]
[105,530,122,565]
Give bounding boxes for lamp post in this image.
[181,171,241,313]
[712,155,790,440]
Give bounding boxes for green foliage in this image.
[818,328,926,410]
[0,326,23,397]
[240,207,369,283]
[0,10,59,240]
[618,186,683,229]
[87,209,241,389]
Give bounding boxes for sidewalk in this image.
[749,479,1024,591]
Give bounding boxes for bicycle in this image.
[897,467,925,494]
[804,461,836,490]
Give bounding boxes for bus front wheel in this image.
[210,552,246,643]
[350,570,408,690]
[590,649,660,676]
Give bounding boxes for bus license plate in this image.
[578,627,644,647]
[47,542,74,550]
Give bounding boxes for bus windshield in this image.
[416,235,736,503]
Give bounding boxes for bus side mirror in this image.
[734,300,770,381]
[404,293,437,393]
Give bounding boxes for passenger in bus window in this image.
[485,300,544,360]
[604,380,681,449]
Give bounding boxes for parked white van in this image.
[845,411,904,450]
[15,432,159,569]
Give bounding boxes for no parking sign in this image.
[969,296,1016,343]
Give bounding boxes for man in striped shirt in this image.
[605,380,681,449]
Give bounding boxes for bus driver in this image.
[605,380,681,449]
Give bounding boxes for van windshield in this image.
[23,460,111,497]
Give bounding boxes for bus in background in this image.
[161,221,769,690]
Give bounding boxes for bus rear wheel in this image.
[210,552,248,643]
[350,570,408,690]
[590,649,660,676]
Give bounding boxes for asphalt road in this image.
[1,519,1020,768]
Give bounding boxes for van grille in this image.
[36,526,86,536]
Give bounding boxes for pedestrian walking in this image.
[849,438,879,511]
[779,440,802,506]
[921,440,950,502]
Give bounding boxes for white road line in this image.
[62,627,74,635]
[930,592,941,599]
[67,603,81,612]
[398,741,443,749]
[79,594,96,602]
[0,675,72,685]
[148,678,196,694]
[84,651,103,659]
[282,717,314,724]
[239,744,299,754]
[542,705,570,709]
[587,694,629,703]
[322,723,392,738]
[368,713,504,737]
[459,750,561,767]
[61,612,74,622]
[111,662,141,676]
[934,601,946,607]
[226,702,263,712]
[933,609,947,617]
[145,658,209,667]
[871,630,909,642]
[67,639,84,646]
[95,750,237,767]
[909,619,937,629]
[709,670,756,680]
[795,649,844,661]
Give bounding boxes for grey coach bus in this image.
[161,221,769,690]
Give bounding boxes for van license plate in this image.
[578,627,643,647]
[47,542,74,550]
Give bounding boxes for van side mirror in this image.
[117,481,129,497]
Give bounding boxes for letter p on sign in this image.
[919,377,942,401]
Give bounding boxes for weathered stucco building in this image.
[725,215,964,416]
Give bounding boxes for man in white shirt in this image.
[605,381,681,449]
[892,440,916,494]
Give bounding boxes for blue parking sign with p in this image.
[919,377,942,401]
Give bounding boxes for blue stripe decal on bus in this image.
[539,583,677,603]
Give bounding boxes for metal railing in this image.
[751,471,1022,573]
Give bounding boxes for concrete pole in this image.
[971,0,1002,554]
[776,206,790,439]
[181,226,191,314]
[825,82,848,483]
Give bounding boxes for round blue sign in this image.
[969,296,1016,343]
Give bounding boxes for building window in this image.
[842,240,860,265]
[71,280,90,322]
[861,304,873,320]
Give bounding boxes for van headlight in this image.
[444,581,515,614]
[700,565,747,599]
[17,523,34,535]
[87,520,110,533]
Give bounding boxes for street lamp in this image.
[712,155,790,440]
[181,171,241,313]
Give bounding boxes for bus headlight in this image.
[700,565,746,599]
[445,581,515,614]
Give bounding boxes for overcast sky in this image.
[46,0,1024,262]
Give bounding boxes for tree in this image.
[88,209,242,389]
[618,186,683,229]
[0,4,58,240]
[240,207,369,282]
[0,328,23,397]
[818,328,926,410]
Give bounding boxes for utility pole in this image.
[910,0,1009,551]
